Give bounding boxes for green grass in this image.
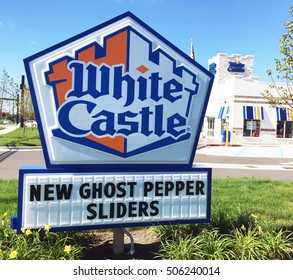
[211,178,293,231]
[153,178,293,260]
[0,127,41,147]
[0,179,86,260]
[0,179,18,215]
[1,177,293,259]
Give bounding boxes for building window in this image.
[276,121,293,138]
[243,120,260,137]
[207,117,215,136]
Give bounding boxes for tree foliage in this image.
[0,69,19,116]
[22,86,35,121]
[262,7,293,109]
[0,70,35,123]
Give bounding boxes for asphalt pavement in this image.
[0,127,293,180]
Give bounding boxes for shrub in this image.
[156,234,202,260]
[154,222,293,260]
[232,225,269,260]
[260,229,293,260]
[196,229,235,260]
[0,212,84,260]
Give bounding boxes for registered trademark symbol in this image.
[187,126,192,132]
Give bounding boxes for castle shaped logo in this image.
[25,12,214,170]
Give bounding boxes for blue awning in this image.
[218,106,230,119]
[243,106,264,120]
[276,107,293,121]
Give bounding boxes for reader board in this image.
[11,167,211,233]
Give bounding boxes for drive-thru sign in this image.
[11,12,214,233]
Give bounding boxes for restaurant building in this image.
[202,53,293,145]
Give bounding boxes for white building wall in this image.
[203,53,293,145]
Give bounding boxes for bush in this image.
[233,225,269,260]
[154,222,293,260]
[0,212,84,260]
[156,234,202,260]
[196,229,235,260]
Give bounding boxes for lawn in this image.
[211,177,293,231]
[0,179,17,215]
[1,177,293,259]
[0,127,41,147]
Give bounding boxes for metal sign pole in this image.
[113,228,125,255]
[20,75,25,128]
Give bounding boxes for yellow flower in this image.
[44,225,51,232]
[64,245,72,254]
[25,229,33,236]
[9,250,17,259]
[3,212,7,217]
[251,213,258,219]
[21,228,26,233]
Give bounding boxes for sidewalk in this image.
[197,138,293,159]
[0,124,19,135]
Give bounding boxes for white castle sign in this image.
[11,12,213,233]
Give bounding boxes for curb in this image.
[0,146,42,151]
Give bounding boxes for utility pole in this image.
[16,94,19,124]
[20,75,25,128]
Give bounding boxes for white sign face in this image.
[24,12,213,169]
[13,169,211,232]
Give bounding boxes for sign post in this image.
[113,229,125,255]
[11,12,214,256]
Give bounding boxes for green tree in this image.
[23,87,35,121]
[262,7,293,110]
[0,69,19,118]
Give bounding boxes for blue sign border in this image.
[11,166,212,234]
[24,11,214,172]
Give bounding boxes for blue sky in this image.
[0,0,292,85]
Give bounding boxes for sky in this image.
[0,0,292,85]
